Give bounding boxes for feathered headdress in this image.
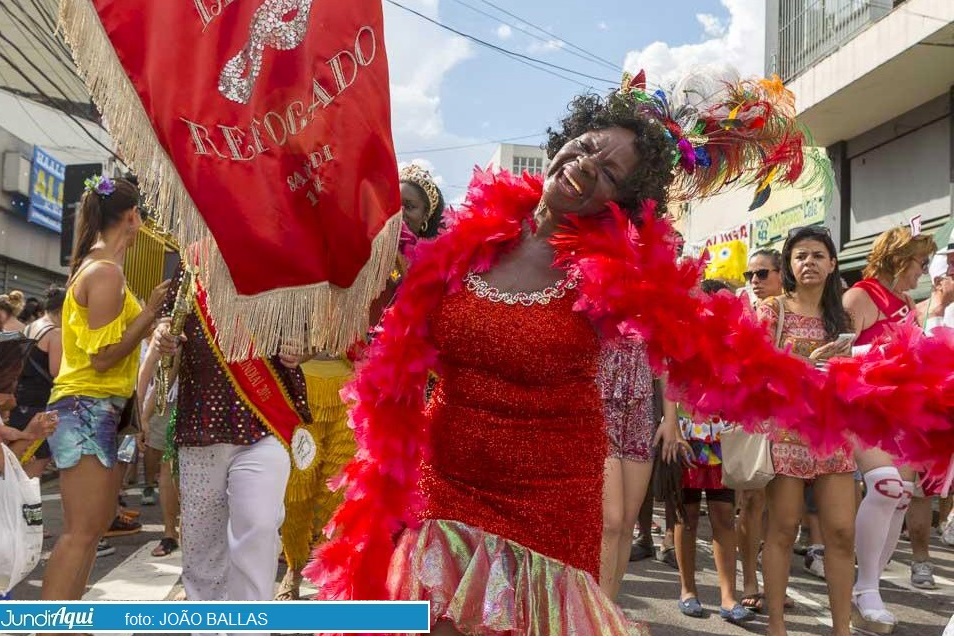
[620,68,831,211]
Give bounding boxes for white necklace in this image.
[464,271,577,307]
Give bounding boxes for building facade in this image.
[770,0,954,287]
[487,143,550,177]
[682,0,953,296]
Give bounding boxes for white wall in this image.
[848,98,951,240]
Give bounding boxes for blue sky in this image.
[382,0,765,202]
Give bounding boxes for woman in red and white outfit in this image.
[843,226,936,634]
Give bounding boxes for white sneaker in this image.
[804,545,825,580]
[942,518,954,547]
[96,540,116,558]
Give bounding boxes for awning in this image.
[0,89,112,165]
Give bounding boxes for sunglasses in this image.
[787,225,832,238]
[743,268,779,282]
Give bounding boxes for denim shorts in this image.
[47,395,126,470]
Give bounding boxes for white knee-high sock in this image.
[855,466,905,610]
[879,480,913,572]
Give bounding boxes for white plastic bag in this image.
[0,442,43,595]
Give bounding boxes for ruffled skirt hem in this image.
[387,519,647,636]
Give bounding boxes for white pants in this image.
[178,436,290,601]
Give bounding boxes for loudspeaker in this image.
[60,163,103,267]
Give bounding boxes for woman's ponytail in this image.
[69,178,141,277]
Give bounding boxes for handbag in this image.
[0,443,43,595]
[720,296,784,490]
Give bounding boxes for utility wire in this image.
[2,0,77,75]
[445,0,620,74]
[0,47,120,163]
[398,133,544,156]
[385,0,617,85]
[0,31,101,126]
[25,0,62,42]
[15,0,75,60]
[474,0,623,73]
[0,3,84,97]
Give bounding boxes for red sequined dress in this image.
[386,272,642,635]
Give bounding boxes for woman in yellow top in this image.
[41,175,168,601]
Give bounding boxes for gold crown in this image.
[399,164,441,218]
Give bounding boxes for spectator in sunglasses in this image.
[737,248,783,614]
[744,249,783,302]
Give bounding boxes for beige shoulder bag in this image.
[720,296,783,490]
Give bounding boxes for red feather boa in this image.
[306,169,954,601]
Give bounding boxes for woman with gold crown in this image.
[275,164,446,600]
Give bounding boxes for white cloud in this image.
[623,0,765,89]
[597,21,609,32]
[696,13,726,38]
[398,158,445,187]
[527,38,565,54]
[496,24,513,40]
[384,0,481,193]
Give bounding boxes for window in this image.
[511,156,545,175]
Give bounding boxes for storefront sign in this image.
[752,196,826,248]
[27,147,65,233]
[704,223,749,248]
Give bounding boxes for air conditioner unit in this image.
[2,152,31,195]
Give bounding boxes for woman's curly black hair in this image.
[545,92,676,215]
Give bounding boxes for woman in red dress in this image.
[306,77,816,634]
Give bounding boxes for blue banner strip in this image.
[0,601,430,633]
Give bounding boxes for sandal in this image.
[740,591,795,613]
[741,592,763,613]
[275,570,302,601]
[151,537,179,557]
[851,591,896,635]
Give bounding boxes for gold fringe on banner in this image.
[57,0,402,361]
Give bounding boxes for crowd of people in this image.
[1,72,953,638]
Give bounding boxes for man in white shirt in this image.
[923,245,954,334]
[915,244,954,564]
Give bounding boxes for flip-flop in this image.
[741,591,795,612]
[151,537,179,557]
[741,592,763,613]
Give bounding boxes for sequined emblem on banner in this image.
[291,426,317,470]
[219,0,315,104]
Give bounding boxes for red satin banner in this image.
[61,0,401,359]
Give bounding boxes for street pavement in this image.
[10,476,954,635]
